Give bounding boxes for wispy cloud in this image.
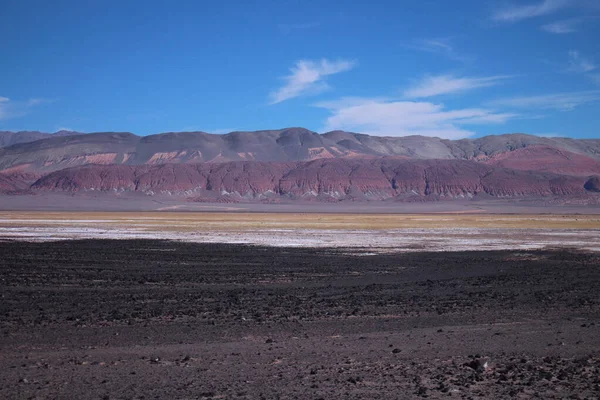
[27,98,49,106]
[568,50,597,73]
[269,59,356,105]
[489,90,600,111]
[566,51,599,85]
[404,75,512,98]
[0,97,9,120]
[492,0,572,23]
[315,97,516,139]
[541,17,583,33]
[0,96,52,121]
[405,38,473,63]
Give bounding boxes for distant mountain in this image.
[1,128,600,177]
[0,171,38,194]
[1,128,599,204]
[0,130,81,148]
[30,158,591,201]
[484,146,600,176]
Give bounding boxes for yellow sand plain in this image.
[0,212,599,231]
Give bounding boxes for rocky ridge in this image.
[30,158,591,202]
[1,129,600,176]
[1,129,600,203]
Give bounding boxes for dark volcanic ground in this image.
[1,240,599,399]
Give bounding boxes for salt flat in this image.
[1,212,599,253]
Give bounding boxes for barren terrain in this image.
[1,212,599,252]
[1,213,599,398]
[2,131,600,205]
[1,240,599,399]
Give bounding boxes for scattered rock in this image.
[464,358,489,373]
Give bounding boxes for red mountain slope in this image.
[30,158,590,201]
[0,172,37,194]
[485,146,600,176]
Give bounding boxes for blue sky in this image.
[1,0,599,138]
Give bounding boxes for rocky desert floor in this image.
[0,238,600,399]
[1,212,600,399]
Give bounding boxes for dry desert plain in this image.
[1,211,600,252]
[1,212,600,399]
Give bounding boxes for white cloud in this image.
[269,59,356,104]
[0,96,51,121]
[315,96,390,110]
[404,75,512,98]
[541,18,581,33]
[418,39,453,53]
[0,97,20,120]
[316,97,516,139]
[492,0,572,22]
[489,91,600,111]
[405,38,474,63]
[27,98,48,106]
[568,50,597,73]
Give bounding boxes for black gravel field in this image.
[1,239,599,399]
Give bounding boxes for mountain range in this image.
[1,128,599,204]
